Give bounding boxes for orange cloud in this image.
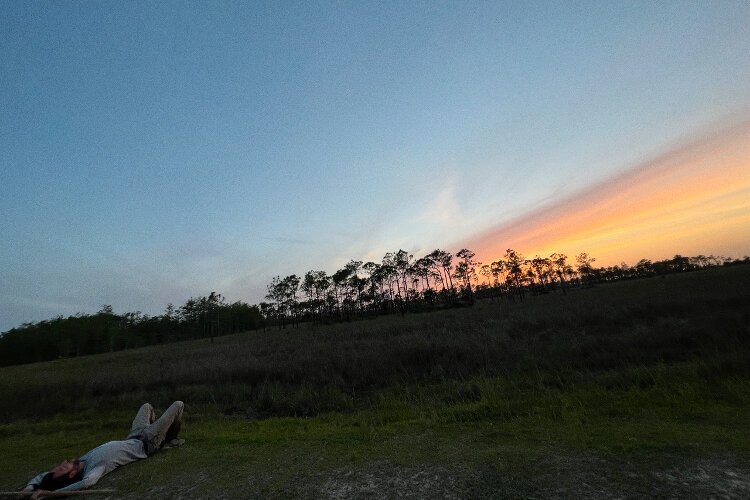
[462,119,750,266]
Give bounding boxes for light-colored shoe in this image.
[163,438,185,449]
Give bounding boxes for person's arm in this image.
[54,464,105,492]
[25,471,47,490]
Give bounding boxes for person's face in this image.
[51,459,82,479]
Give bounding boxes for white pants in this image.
[126,401,184,454]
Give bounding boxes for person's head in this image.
[37,459,84,490]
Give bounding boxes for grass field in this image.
[1,266,749,498]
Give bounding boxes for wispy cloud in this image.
[416,182,463,228]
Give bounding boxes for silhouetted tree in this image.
[454,248,478,304]
[427,249,455,303]
[266,276,287,328]
[490,259,505,297]
[576,252,597,286]
[504,249,526,301]
[393,250,413,312]
[302,270,330,322]
[549,253,571,294]
[529,256,551,291]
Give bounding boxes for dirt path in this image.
[109,452,750,499]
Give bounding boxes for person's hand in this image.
[30,490,50,499]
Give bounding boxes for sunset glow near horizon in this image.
[467,121,750,267]
[2,2,750,331]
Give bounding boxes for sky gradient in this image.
[2,1,749,331]
[466,118,750,266]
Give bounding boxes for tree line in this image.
[0,248,746,367]
[260,249,745,327]
[0,294,261,366]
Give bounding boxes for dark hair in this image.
[38,471,81,491]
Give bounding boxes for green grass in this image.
[1,266,749,497]
[3,366,749,497]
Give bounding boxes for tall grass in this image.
[0,266,747,423]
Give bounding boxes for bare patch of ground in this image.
[108,452,750,499]
[317,462,466,500]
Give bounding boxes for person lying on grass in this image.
[22,401,185,498]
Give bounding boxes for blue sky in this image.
[2,1,749,331]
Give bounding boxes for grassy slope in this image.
[2,267,749,498]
